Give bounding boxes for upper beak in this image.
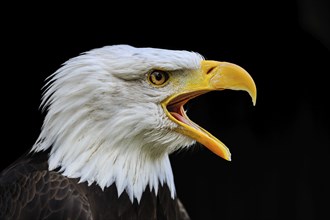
[204,61,256,106]
[162,60,257,161]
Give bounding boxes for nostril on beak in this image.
[206,66,216,75]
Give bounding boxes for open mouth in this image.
[162,89,232,161]
[165,91,209,131]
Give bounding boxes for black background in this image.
[2,1,330,219]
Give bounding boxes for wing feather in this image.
[0,157,93,220]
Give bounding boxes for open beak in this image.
[161,60,257,161]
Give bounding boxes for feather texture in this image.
[0,150,190,220]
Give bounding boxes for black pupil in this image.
[154,72,163,81]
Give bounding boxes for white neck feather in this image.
[53,137,176,202]
[32,101,189,202]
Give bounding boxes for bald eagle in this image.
[0,45,256,220]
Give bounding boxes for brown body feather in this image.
[0,150,190,220]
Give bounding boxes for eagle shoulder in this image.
[0,151,191,220]
[0,152,93,220]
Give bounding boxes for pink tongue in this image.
[171,112,189,124]
[170,112,200,130]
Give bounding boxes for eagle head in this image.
[31,45,256,202]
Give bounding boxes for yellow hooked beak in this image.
[161,60,256,161]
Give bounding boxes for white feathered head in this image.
[32,45,256,202]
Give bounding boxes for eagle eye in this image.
[148,70,169,86]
